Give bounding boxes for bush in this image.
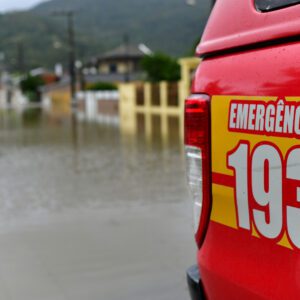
[86,82,118,91]
[20,75,44,93]
[20,75,45,102]
[141,53,181,82]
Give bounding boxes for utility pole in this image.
[67,11,76,104]
[123,34,130,83]
[52,10,76,105]
[17,42,25,73]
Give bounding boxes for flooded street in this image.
[0,107,195,300]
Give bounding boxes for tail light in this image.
[185,94,211,248]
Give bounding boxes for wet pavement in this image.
[0,107,195,300]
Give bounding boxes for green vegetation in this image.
[141,53,181,82]
[20,75,45,102]
[86,82,118,91]
[0,0,211,71]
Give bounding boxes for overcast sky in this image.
[0,0,46,12]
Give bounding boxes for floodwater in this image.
[0,106,195,300]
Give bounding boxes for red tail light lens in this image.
[185,94,211,248]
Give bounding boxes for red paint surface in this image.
[197,0,300,56]
[193,42,300,97]
[193,34,300,299]
[198,222,300,300]
[212,172,234,188]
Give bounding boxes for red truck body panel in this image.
[194,40,300,300]
[191,1,300,298]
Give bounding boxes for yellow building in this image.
[41,80,72,117]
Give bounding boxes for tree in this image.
[20,75,45,102]
[141,53,181,82]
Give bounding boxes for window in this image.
[109,64,117,73]
[256,0,300,12]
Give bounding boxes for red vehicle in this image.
[185,0,300,299]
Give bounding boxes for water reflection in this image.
[0,103,186,224]
[22,107,43,127]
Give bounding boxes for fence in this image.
[119,57,201,142]
[76,91,119,123]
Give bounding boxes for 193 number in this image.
[228,141,300,248]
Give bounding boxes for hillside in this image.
[0,0,211,71]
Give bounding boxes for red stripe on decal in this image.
[212,172,235,187]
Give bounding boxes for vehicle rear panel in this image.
[193,41,300,299]
[197,0,300,56]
